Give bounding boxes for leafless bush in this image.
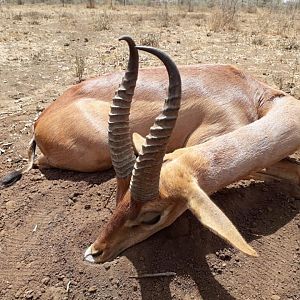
[187,0,193,12]
[131,14,143,24]
[94,11,111,31]
[159,7,170,27]
[23,11,45,19]
[252,36,265,46]
[257,7,298,38]
[140,33,159,47]
[28,19,40,25]
[272,59,299,97]
[246,4,257,13]
[75,55,85,83]
[282,38,299,51]
[209,0,239,32]
[86,0,95,9]
[59,12,74,19]
[12,12,22,21]
[275,8,298,37]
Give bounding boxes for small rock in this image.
[67,199,74,206]
[5,200,17,210]
[64,42,70,47]
[217,251,232,261]
[112,279,120,287]
[69,192,82,201]
[84,38,89,42]
[103,262,110,270]
[14,289,22,298]
[271,295,280,300]
[41,277,50,285]
[24,290,34,299]
[88,286,97,293]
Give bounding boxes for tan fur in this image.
[34,64,283,172]
[84,70,300,264]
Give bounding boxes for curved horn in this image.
[130,46,182,202]
[108,36,138,178]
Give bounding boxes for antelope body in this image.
[34,64,285,172]
[0,63,286,182]
[1,37,299,265]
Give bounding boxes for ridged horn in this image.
[130,46,182,202]
[108,36,139,178]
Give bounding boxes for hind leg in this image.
[251,158,300,185]
[35,155,53,169]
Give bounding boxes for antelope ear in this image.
[132,132,146,155]
[187,184,258,257]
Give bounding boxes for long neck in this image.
[177,96,300,194]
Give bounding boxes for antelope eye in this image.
[140,212,161,225]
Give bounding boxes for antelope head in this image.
[84,37,257,263]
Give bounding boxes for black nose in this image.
[92,250,103,258]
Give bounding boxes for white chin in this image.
[84,245,96,263]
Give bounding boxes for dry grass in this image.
[140,33,160,47]
[0,3,299,97]
[86,0,96,9]
[158,7,170,28]
[208,0,239,32]
[74,55,85,83]
[94,11,111,31]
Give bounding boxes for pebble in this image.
[69,192,82,200]
[88,286,97,293]
[14,289,22,298]
[112,279,120,287]
[24,290,34,299]
[67,199,74,206]
[5,200,17,210]
[41,277,50,285]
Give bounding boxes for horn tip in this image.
[118,35,136,46]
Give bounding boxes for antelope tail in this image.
[0,137,36,188]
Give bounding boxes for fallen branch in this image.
[129,272,176,279]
